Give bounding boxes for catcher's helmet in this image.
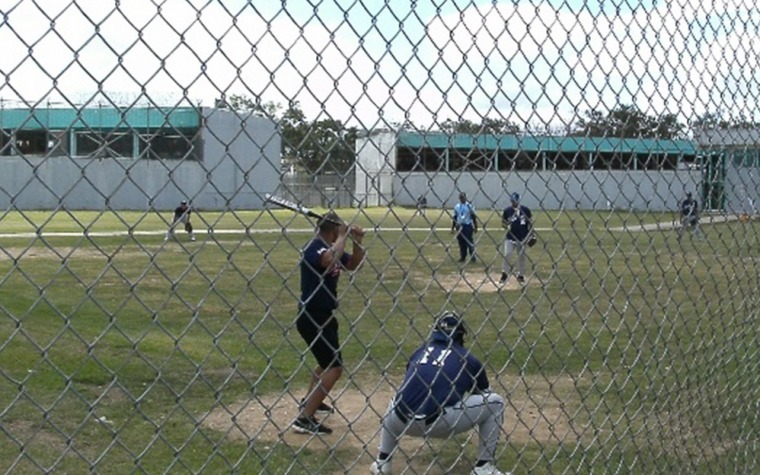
[432,311,467,345]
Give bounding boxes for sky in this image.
[0,0,757,130]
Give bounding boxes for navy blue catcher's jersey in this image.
[681,199,698,217]
[300,237,350,312]
[503,205,532,242]
[394,337,489,417]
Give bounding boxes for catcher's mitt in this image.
[527,235,537,247]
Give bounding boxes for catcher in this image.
[370,312,508,475]
[499,192,534,285]
[165,200,196,242]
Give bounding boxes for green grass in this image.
[0,208,758,474]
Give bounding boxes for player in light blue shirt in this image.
[451,192,478,263]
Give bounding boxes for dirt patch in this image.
[4,419,68,453]
[201,374,584,473]
[430,270,543,293]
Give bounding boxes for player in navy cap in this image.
[371,312,508,475]
[165,200,195,242]
[677,191,703,241]
[500,192,533,285]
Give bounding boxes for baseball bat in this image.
[264,193,343,224]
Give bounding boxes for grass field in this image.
[0,207,757,474]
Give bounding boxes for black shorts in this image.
[296,308,343,369]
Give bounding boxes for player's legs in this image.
[690,217,703,238]
[461,224,475,260]
[516,242,526,278]
[373,400,410,471]
[295,311,343,419]
[166,219,179,240]
[184,221,195,241]
[418,392,505,462]
[456,229,467,261]
[502,240,516,277]
[677,217,687,240]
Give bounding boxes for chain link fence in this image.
[1,1,759,474]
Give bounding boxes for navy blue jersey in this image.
[395,336,489,417]
[300,238,350,312]
[174,205,191,221]
[681,199,698,217]
[503,205,532,242]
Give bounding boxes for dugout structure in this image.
[694,128,760,216]
[355,130,702,212]
[0,106,280,210]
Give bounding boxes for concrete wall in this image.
[356,131,702,211]
[392,170,701,212]
[694,128,760,214]
[354,132,396,206]
[724,162,760,214]
[0,108,280,210]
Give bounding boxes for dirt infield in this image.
[202,374,580,474]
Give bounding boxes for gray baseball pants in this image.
[376,392,505,462]
[502,239,526,277]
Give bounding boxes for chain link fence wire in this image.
[0,0,759,473]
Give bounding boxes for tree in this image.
[571,104,685,139]
[439,117,520,135]
[690,110,759,130]
[216,95,357,174]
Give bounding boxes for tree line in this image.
[218,95,753,174]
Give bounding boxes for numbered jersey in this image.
[503,205,532,242]
[394,339,489,417]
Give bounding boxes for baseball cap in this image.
[432,311,467,344]
[180,200,187,204]
[511,192,520,202]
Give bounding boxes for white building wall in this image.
[393,170,701,212]
[357,131,702,212]
[354,131,396,206]
[695,128,760,214]
[0,108,280,210]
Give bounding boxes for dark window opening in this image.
[497,150,539,171]
[76,131,133,158]
[13,130,48,156]
[139,130,200,160]
[396,146,444,171]
[449,148,492,171]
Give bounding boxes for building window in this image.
[497,150,539,171]
[448,148,493,171]
[139,130,200,160]
[396,146,444,171]
[10,130,48,156]
[547,151,586,170]
[76,131,133,158]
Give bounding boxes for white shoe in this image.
[472,462,511,475]
[370,459,392,475]
[190,236,196,242]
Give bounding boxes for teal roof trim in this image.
[0,107,202,130]
[398,132,697,154]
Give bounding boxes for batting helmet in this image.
[432,311,467,345]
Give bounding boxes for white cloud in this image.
[0,0,758,128]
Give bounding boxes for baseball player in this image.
[500,193,533,285]
[165,200,195,242]
[677,192,703,241]
[451,192,478,263]
[370,312,508,475]
[292,211,365,435]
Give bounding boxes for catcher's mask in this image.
[432,312,467,345]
